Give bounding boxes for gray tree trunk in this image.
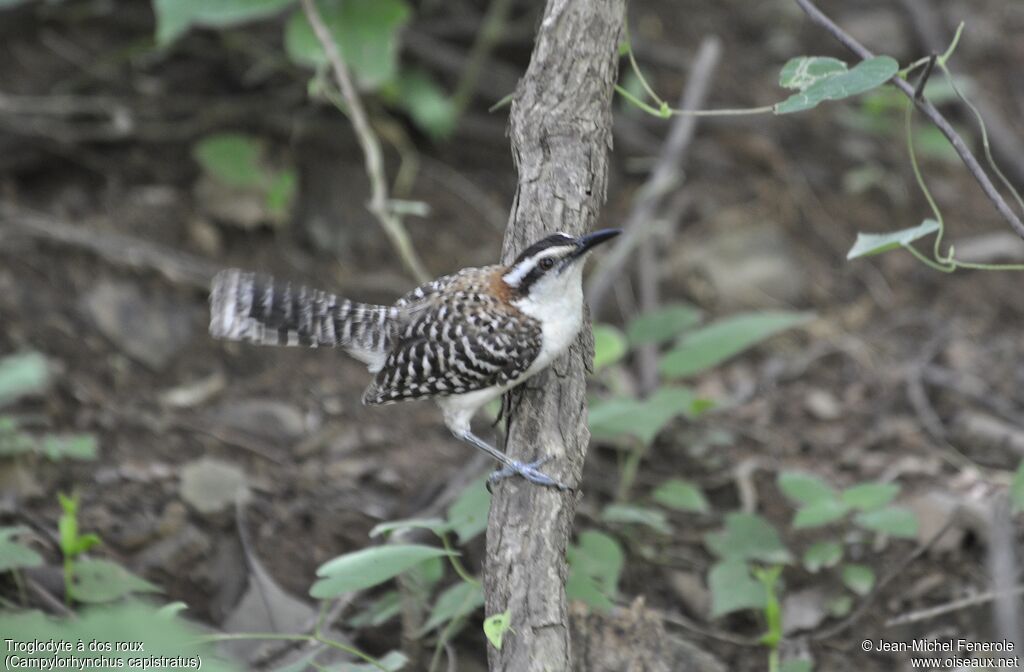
[484,1,625,670]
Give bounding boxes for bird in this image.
[208,228,621,490]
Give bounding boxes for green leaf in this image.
[778,56,848,90]
[792,499,850,529]
[40,434,98,461]
[391,69,456,140]
[71,558,161,603]
[780,660,814,672]
[347,590,402,628]
[589,386,701,446]
[483,610,511,650]
[841,482,900,511]
[266,170,297,217]
[651,478,709,513]
[841,563,875,596]
[0,417,35,456]
[369,518,448,539]
[802,541,843,573]
[777,471,837,505]
[0,351,49,406]
[853,506,918,538]
[600,504,672,535]
[285,0,411,89]
[154,0,294,46]
[565,571,614,611]
[193,133,265,187]
[592,324,628,371]
[775,56,899,114]
[704,513,792,564]
[1011,460,1024,514]
[338,651,408,672]
[311,545,454,598]
[0,604,236,672]
[418,582,484,634]
[660,312,813,379]
[566,531,624,612]
[626,304,702,347]
[846,219,940,260]
[708,560,767,617]
[0,527,43,573]
[446,478,490,544]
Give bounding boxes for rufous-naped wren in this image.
[208,229,621,489]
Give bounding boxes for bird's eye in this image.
[539,258,555,270]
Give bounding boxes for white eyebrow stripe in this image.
[502,246,574,287]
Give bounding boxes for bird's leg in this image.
[454,430,570,491]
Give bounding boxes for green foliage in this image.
[347,590,402,628]
[445,477,490,543]
[852,506,918,538]
[840,482,899,510]
[0,351,49,406]
[419,582,484,635]
[778,470,917,535]
[285,0,410,88]
[754,566,783,647]
[780,660,814,672]
[651,478,709,513]
[592,324,629,371]
[775,56,899,115]
[566,531,624,612]
[802,541,843,573]
[69,559,161,604]
[846,219,940,260]
[625,304,701,347]
[193,133,297,220]
[311,544,455,599]
[1011,460,1024,514]
[385,70,457,140]
[708,559,767,617]
[659,311,813,379]
[705,513,792,565]
[792,500,850,529]
[589,386,704,446]
[777,472,837,505]
[0,604,237,671]
[600,503,672,535]
[841,564,875,596]
[0,417,97,461]
[58,493,101,560]
[0,527,43,573]
[483,610,511,650]
[153,0,293,45]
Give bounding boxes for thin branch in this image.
[793,0,1024,241]
[300,0,429,283]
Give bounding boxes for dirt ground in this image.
[2,0,1023,670]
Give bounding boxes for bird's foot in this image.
[487,456,570,491]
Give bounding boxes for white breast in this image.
[513,266,585,378]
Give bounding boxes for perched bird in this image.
[209,229,620,489]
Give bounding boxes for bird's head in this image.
[502,229,621,302]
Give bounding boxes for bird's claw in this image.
[487,455,571,491]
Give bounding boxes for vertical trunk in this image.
[484,1,624,670]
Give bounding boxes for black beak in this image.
[573,228,621,258]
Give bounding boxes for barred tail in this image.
[209,269,396,366]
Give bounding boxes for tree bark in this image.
[484,1,624,670]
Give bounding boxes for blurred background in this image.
[1,0,1023,670]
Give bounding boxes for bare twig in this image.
[451,0,516,115]
[986,495,1022,650]
[794,0,1024,241]
[886,585,1024,627]
[586,37,722,316]
[300,0,429,283]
